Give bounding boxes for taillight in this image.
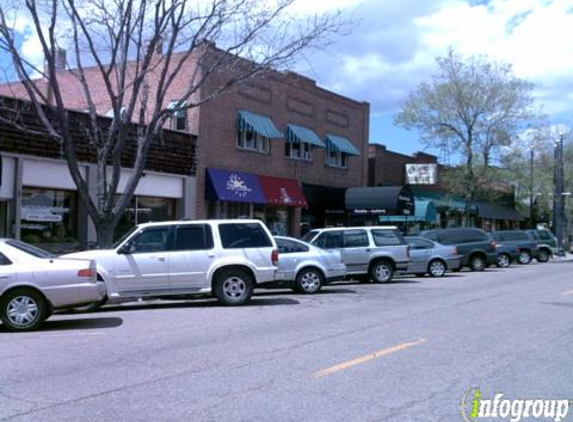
[452,247,458,255]
[491,241,497,251]
[77,268,96,278]
[516,247,520,254]
[271,249,279,265]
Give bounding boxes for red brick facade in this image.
[368,144,438,187]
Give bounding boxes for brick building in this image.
[0,45,370,236]
[0,97,197,252]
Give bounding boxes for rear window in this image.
[219,223,272,249]
[0,253,13,265]
[537,230,553,240]
[371,229,404,246]
[276,238,309,254]
[343,230,369,247]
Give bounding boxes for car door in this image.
[340,230,371,273]
[0,252,18,286]
[113,226,173,294]
[407,238,433,273]
[275,238,310,281]
[168,224,215,290]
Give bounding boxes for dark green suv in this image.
[420,228,498,271]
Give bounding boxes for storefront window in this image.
[254,204,291,236]
[20,187,78,252]
[114,196,176,240]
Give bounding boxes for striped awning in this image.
[286,124,325,148]
[325,134,360,156]
[238,110,283,139]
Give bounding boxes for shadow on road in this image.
[0,317,124,333]
[539,301,573,309]
[256,288,357,297]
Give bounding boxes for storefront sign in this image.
[21,206,68,222]
[405,164,437,185]
[226,173,253,198]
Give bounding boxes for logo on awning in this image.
[226,173,252,198]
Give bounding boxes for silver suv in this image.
[63,220,278,307]
[301,226,409,283]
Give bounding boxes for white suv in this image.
[302,226,409,283]
[63,220,278,307]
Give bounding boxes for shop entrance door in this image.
[0,202,8,238]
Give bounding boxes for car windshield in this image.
[6,240,55,259]
[112,226,139,249]
[301,230,319,243]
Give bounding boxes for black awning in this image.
[302,184,347,210]
[476,202,524,221]
[345,186,415,215]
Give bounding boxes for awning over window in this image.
[206,168,266,204]
[238,110,283,139]
[259,175,307,207]
[345,186,415,215]
[475,201,524,221]
[325,134,360,156]
[379,200,437,223]
[286,124,325,148]
[206,168,306,207]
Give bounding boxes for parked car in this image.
[419,228,497,271]
[301,226,409,283]
[404,236,461,277]
[273,236,346,294]
[524,229,557,262]
[0,239,105,331]
[63,220,278,307]
[492,242,520,268]
[490,231,540,265]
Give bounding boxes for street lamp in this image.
[529,139,535,229]
[554,130,565,257]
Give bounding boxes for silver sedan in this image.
[404,236,461,277]
[0,239,106,331]
[274,236,347,294]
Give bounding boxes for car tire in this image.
[469,255,486,272]
[518,250,532,265]
[370,260,394,283]
[295,268,324,294]
[536,249,550,263]
[428,259,447,277]
[496,253,511,268]
[0,288,49,332]
[213,268,254,306]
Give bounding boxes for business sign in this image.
[405,164,437,185]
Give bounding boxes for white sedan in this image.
[0,239,106,332]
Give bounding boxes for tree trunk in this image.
[94,219,116,248]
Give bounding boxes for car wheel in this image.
[428,259,447,277]
[0,288,49,332]
[295,268,324,294]
[537,250,550,263]
[496,253,511,268]
[370,261,394,283]
[469,255,486,272]
[518,250,532,265]
[213,269,254,306]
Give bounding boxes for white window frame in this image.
[326,147,347,168]
[236,129,270,154]
[285,142,312,161]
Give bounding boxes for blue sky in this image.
[2,0,573,159]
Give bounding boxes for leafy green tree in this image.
[395,49,538,225]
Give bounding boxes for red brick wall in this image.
[368,144,438,187]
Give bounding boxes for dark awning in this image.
[238,110,283,139]
[286,124,325,148]
[476,202,524,221]
[205,168,266,204]
[345,186,415,215]
[381,200,437,223]
[259,175,307,207]
[303,184,347,210]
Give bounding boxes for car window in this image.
[343,230,369,247]
[174,225,214,251]
[301,230,319,243]
[505,232,528,241]
[421,231,438,242]
[313,231,342,249]
[0,253,13,265]
[407,238,433,249]
[130,227,172,253]
[371,229,403,246]
[276,238,309,254]
[538,230,552,240]
[491,232,504,241]
[219,223,272,249]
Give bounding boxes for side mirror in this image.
[118,243,133,255]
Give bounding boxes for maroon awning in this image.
[258,175,307,207]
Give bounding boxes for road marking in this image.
[312,338,427,378]
[562,290,573,296]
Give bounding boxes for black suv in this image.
[490,230,539,265]
[419,228,498,271]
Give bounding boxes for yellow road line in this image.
[562,290,573,296]
[312,338,427,378]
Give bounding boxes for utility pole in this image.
[554,131,565,257]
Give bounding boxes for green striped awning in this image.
[238,110,283,139]
[286,124,325,148]
[325,134,360,156]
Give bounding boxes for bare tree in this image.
[0,0,345,246]
[395,49,538,225]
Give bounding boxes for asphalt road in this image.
[1,259,573,422]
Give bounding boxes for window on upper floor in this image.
[236,128,270,154]
[285,141,312,161]
[326,148,348,168]
[168,100,187,131]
